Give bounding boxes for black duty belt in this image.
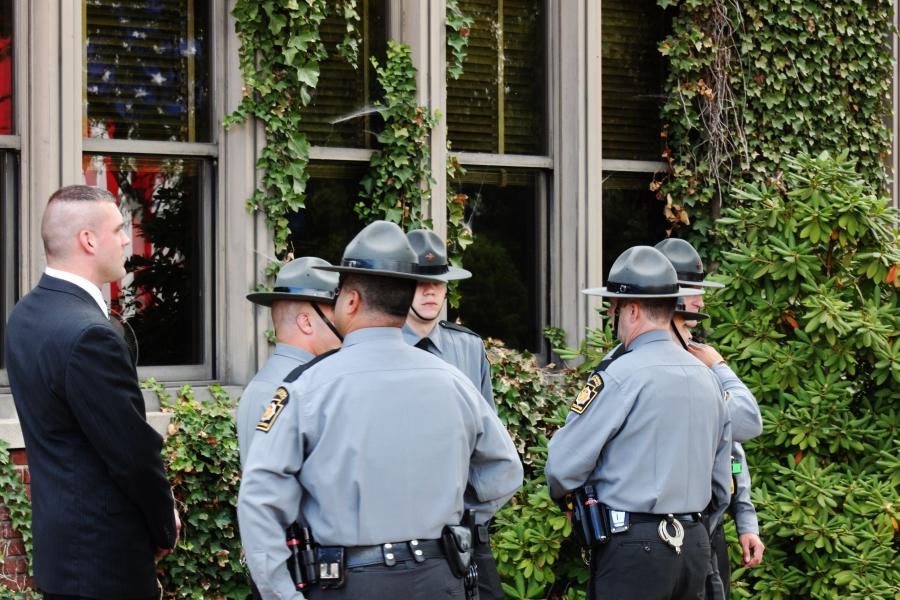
[344,539,444,568]
[628,512,703,524]
[474,523,491,546]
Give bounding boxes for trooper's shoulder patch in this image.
[257,386,290,432]
[571,372,604,414]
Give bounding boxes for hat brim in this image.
[678,278,725,289]
[675,309,709,321]
[428,266,472,282]
[315,265,448,283]
[582,286,705,298]
[246,291,336,307]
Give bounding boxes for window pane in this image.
[0,0,13,135]
[287,162,368,263]
[602,171,669,279]
[85,0,211,142]
[448,168,543,350]
[447,0,546,155]
[602,0,671,161]
[0,152,16,370]
[298,1,387,148]
[83,155,208,366]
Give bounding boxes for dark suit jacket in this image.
[4,274,176,598]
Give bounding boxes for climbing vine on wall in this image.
[446,0,473,80]
[357,41,437,230]
[226,0,360,259]
[656,0,893,254]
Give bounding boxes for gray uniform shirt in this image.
[238,327,523,600]
[730,442,759,535]
[711,361,762,443]
[402,321,494,408]
[546,329,732,519]
[236,343,313,467]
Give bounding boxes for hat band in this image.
[273,286,336,299]
[606,281,679,295]
[341,258,420,274]
[416,263,451,275]
[676,270,706,282]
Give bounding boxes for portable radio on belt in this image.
[572,484,610,548]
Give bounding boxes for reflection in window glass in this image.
[298,0,387,148]
[83,155,207,366]
[84,0,211,142]
[447,0,546,155]
[0,0,13,135]
[448,169,542,350]
[287,162,367,264]
[602,0,672,161]
[602,172,669,279]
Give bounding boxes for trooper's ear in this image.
[296,310,315,335]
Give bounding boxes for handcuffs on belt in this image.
[657,514,685,555]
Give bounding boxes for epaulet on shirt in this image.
[283,348,339,383]
[439,320,481,338]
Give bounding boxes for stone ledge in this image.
[0,385,244,449]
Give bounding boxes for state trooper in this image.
[545,245,732,600]
[237,257,342,467]
[403,228,502,599]
[656,238,766,597]
[238,220,523,600]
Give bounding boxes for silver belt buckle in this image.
[657,515,685,555]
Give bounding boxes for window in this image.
[83,0,215,378]
[447,0,546,155]
[289,2,389,258]
[0,0,15,375]
[601,172,669,278]
[445,0,550,352]
[447,168,546,351]
[601,0,672,271]
[298,1,388,149]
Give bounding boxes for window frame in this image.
[0,0,21,387]
[77,0,222,382]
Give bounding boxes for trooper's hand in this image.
[739,532,765,567]
[686,342,725,368]
[155,509,181,560]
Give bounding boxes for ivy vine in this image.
[357,40,437,230]
[446,0,474,80]
[226,0,360,260]
[0,440,31,588]
[656,0,893,255]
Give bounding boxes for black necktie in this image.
[415,338,431,351]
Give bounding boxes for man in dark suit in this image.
[4,185,179,599]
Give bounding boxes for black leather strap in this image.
[628,512,703,524]
[342,539,444,568]
[283,348,339,383]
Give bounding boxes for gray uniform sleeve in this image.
[706,403,733,535]
[729,443,759,535]
[712,362,762,442]
[467,399,523,519]
[237,393,305,600]
[545,374,634,499]
[236,390,260,468]
[479,348,495,409]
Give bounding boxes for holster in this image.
[571,484,610,549]
[441,524,473,577]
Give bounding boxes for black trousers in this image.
[474,541,504,600]
[589,520,710,600]
[705,522,730,599]
[306,558,465,600]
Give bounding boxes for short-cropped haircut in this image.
[341,273,416,318]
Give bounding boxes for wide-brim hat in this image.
[655,238,725,289]
[247,256,339,307]
[583,246,704,298]
[406,229,471,282]
[675,299,709,321]
[315,220,447,282]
